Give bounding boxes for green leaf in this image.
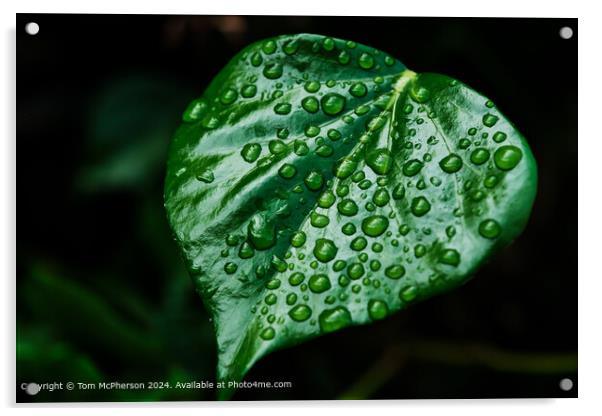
[164,33,537,399]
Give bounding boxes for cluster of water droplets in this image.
[178,35,524,343]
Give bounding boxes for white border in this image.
[2,0,599,414]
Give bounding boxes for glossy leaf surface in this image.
[164,33,537,398]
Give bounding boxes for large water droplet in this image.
[260,326,275,340]
[304,80,321,93]
[224,262,238,274]
[278,163,297,179]
[402,159,424,177]
[322,37,335,51]
[342,223,356,235]
[372,188,390,207]
[289,304,312,322]
[283,39,299,55]
[250,52,263,66]
[304,170,324,191]
[201,115,220,129]
[321,93,346,116]
[347,263,364,280]
[316,144,334,157]
[313,239,338,263]
[294,140,309,156]
[368,299,389,320]
[286,293,298,305]
[493,131,507,143]
[361,215,389,237]
[481,176,498,190]
[366,148,393,175]
[276,128,289,140]
[338,50,350,65]
[410,196,431,217]
[265,293,277,305]
[350,236,367,251]
[302,96,319,113]
[310,212,330,228]
[262,40,277,54]
[271,255,287,272]
[494,145,523,171]
[367,116,387,132]
[291,231,306,248]
[274,102,291,115]
[305,125,320,137]
[308,274,332,293]
[220,87,238,105]
[182,98,208,122]
[479,219,501,239]
[328,129,342,141]
[482,113,499,127]
[410,84,430,103]
[392,184,405,200]
[439,248,460,266]
[247,213,276,250]
[358,53,375,69]
[238,242,255,259]
[399,285,418,302]
[318,190,336,208]
[334,158,358,179]
[470,148,490,165]
[337,199,358,216]
[414,244,427,258]
[269,140,287,155]
[385,264,405,279]
[266,278,281,290]
[439,153,463,173]
[226,234,239,246]
[289,272,305,286]
[263,62,283,79]
[349,82,368,97]
[240,84,257,98]
[319,307,352,333]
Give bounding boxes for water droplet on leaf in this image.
[302,96,319,113]
[319,306,352,333]
[410,196,431,217]
[289,304,312,322]
[494,146,523,171]
[308,274,332,293]
[366,148,393,175]
[313,239,338,263]
[358,53,375,69]
[321,93,346,116]
[439,153,463,173]
[368,299,389,320]
[263,62,283,79]
[479,219,502,239]
[361,215,389,237]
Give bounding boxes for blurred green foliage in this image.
[18,74,218,401]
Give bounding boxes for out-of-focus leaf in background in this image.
[18,70,219,401]
[77,75,191,192]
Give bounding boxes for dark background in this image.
[16,14,577,402]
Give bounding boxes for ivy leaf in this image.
[164,33,537,399]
